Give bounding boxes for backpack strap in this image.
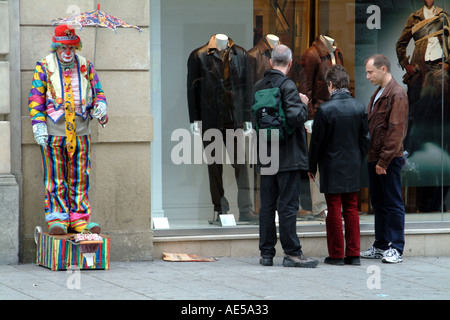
[271,75,295,138]
[270,75,289,114]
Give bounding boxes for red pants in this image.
[324,192,360,259]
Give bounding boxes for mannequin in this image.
[186,34,256,223]
[266,34,279,48]
[322,35,335,44]
[215,33,228,51]
[190,34,252,136]
[248,34,280,85]
[321,35,337,65]
[292,34,344,219]
[293,34,344,119]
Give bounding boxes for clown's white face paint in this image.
[57,45,76,64]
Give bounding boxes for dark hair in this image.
[365,54,391,73]
[271,44,292,67]
[325,64,349,89]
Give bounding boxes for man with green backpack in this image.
[252,44,318,268]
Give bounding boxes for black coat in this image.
[253,69,309,173]
[309,92,370,193]
[187,35,252,131]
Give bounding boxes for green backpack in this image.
[252,76,295,142]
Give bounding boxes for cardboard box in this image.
[36,232,110,271]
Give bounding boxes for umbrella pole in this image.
[92,3,105,127]
[94,25,98,66]
[92,25,105,127]
[93,3,100,65]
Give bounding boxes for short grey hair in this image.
[271,44,292,67]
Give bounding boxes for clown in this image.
[28,24,108,235]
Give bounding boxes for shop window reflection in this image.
[156,0,449,231]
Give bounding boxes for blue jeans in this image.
[368,157,405,254]
[259,170,302,257]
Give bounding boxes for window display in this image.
[396,0,450,212]
[152,0,449,232]
[186,34,256,224]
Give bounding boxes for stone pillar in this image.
[0,172,20,265]
[0,0,20,265]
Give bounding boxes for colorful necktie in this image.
[63,68,76,158]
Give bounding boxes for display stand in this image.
[35,228,110,271]
[208,213,237,227]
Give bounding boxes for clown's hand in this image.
[93,101,107,119]
[98,114,108,127]
[32,123,48,147]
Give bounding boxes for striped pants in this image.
[40,135,91,224]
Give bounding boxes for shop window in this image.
[154,0,449,231]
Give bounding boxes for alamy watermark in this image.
[366,265,382,290]
[66,265,81,290]
[366,5,381,30]
[170,122,280,175]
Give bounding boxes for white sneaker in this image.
[382,248,403,263]
[360,246,385,259]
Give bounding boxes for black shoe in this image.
[324,257,344,265]
[344,256,361,265]
[259,257,273,266]
[283,255,319,268]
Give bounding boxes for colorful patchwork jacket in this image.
[28,53,107,126]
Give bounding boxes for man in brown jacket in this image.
[361,54,408,264]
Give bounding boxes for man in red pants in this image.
[308,65,370,265]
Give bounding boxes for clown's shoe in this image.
[86,222,101,234]
[48,220,69,235]
[70,219,88,233]
[70,219,101,234]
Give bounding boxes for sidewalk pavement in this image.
[1,256,450,302]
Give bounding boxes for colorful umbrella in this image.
[51,4,142,33]
[51,4,142,127]
[51,3,142,64]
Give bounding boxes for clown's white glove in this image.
[32,123,48,147]
[93,101,107,119]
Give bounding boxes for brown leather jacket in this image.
[248,36,275,85]
[396,6,446,71]
[187,35,251,130]
[291,36,344,119]
[367,77,409,169]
